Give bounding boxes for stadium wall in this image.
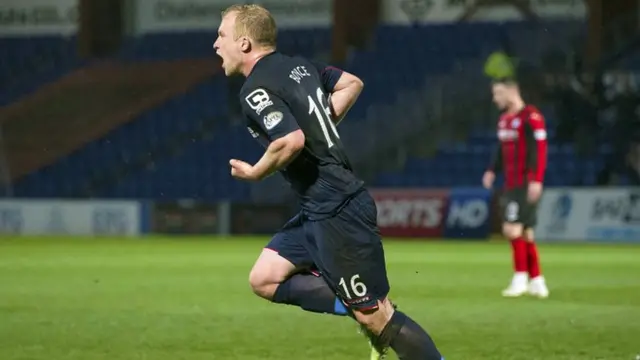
[0,187,491,239]
[2,187,640,242]
[0,0,585,38]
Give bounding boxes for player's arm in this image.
[482,144,502,189]
[524,110,548,201]
[249,130,304,180]
[328,71,363,124]
[488,144,503,173]
[236,88,305,181]
[311,61,363,124]
[525,111,548,183]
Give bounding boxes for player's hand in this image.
[527,181,543,203]
[482,171,495,189]
[229,159,258,181]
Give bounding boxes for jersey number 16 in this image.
[308,87,340,148]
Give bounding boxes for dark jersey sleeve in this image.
[309,60,344,94]
[488,143,503,172]
[241,87,300,140]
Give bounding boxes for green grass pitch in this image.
[0,237,638,360]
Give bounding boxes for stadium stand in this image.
[9,20,626,200]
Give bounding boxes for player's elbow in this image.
[281,130,305,154]
[354,77,364,91]
[348,74,364,93]
[336,72,364,93]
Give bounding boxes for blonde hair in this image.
[222,4,277,48]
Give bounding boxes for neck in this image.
[242,48,275,77]
[507,99,525,114]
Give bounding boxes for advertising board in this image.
[0,200,148,236]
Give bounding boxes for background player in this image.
[482,78,550,299]
[214,4,444,360]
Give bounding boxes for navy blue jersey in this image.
[239,52,364,219]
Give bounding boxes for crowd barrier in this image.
[1,187,638,242]
[535,187,640,243]
[0,199,150,236]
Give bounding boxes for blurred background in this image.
[0,0,639,240]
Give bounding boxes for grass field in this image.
[0,237,638,360]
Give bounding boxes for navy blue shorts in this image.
[266,190,390,310]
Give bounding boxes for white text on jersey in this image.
[289,66,311,84]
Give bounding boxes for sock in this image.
[272,272,348,316]
[510,237,528,273]
[526,241,542,278]
[376,310,443,360]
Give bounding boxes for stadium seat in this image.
[11,21,600,200]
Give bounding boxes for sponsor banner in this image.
[0,0,78,36]
[535,188,640,242]
[230,203,295,234]
[383,0,586,24]
[152,201,219,234]
[371,189,448,237]
[0,200,147,236]
[443,187,491,239]
[133,0,331,34]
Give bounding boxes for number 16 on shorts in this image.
[338,274,372,306]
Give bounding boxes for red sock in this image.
[526,241,542,278]
[510,238,528,272]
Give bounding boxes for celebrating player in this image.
[482,78,550,299]
[214,4,444,360]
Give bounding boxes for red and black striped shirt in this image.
[489,105,548,189]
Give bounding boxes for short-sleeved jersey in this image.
[239,52,364,219]
[489,104,548,189]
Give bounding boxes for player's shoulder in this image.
[521,105,545,124]
[524,104,544,118]
[240,52,317,96]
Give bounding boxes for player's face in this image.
[492,84,512,110]
[213,13,244,76]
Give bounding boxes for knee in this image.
[248,267,278,300]
[502,223,524,239]
[352,299,395,335]
[524,228,535,242]
[248,250,296,300]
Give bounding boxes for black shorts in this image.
[501,186,539,228]
[265,190,390,311]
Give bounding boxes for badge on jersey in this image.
[530,112,543,121]
[245,88,273,115]
[263,111,283,130]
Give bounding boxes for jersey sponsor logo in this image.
[497,129,518,141]
[245,88,273,115]
[263,111,283,130]
[533,129,547,140]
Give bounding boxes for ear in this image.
[240,37,251,53]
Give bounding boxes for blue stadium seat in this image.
[12,21,597,199]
